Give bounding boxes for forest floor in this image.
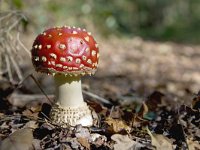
[0,37,199,150]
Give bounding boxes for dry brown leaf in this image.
[137,102,149,118]
[32,139,42,150]
[111,134,144,150]
[22,109,39,120]
[147,128,173,150]
[132,116,148,127]
[130,102,150,127]
[192,91,200,110]
[187,138,200,150]
[87,100,108,114]
[105,117,131,133]
[146,91,164,111]
[24,120,38,129]
[29,104,42,113]
[0,128,33,150]
[77,137,90,150]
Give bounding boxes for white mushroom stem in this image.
[54,74,85,107]
[51,74,93,126]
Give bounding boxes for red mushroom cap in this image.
[31,26,99,76]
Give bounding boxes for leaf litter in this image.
[0,81,199,150]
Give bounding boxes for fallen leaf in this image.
[132,115,149,127]
[105,117,131,133]
[75,125,90,139]
[111,134,144,150]
[187,138,200,150]
[77,137,90,150]
[129,102,151,127]
[109,106,123,119]
[87,100,108,114]
[146,91,164,111]
[24,120,38,129]
[22,109,39,120]
[90,133,107,142]
[90,133,107,147]
[147,128,173,150]
[137,102,149,118]
[32,139,42,150]
[29,104,42,113]
[192,91,200,110]
[71,138,81,149]
[0,128,33,150]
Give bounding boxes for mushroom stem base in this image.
[50,102,93,127]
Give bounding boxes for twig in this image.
[109,106,114,117]
[11,85,111,106]
[10,94,54,107]
[4,39,24,81]
[0,11,12,22]
[5,54,13,82]
[0,114,46,124]
[13,73,53,105]
[30,74,54,105]
[16,73,32,88]
[0,114,22,122]
[82,90,111,104]
[11,94,54,101]
[17,32,31,58]
[0,11,26,82]
[40,112,51,121]
[9,54,23,81]
[6,15,22,33]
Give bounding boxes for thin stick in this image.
[40,112,51,121]
[109,106,114,117]
[14,73,53,105]
[30,74,54,105]
[4,39,23,81]
[0,11,12,22]
[0,45,2,77]
[11,94,54,101]
[5,54,13,82]
[16,73,32,88]
[10,94,54,107]
[82,90,111,104]
[0,10,27,82]
[6,16,22,33]
[9,54,23,81]
[17,32,31,58]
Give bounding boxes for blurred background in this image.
[2,0,200,42]
[0,0,199,105]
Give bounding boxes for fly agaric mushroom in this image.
[31,26,99,126]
